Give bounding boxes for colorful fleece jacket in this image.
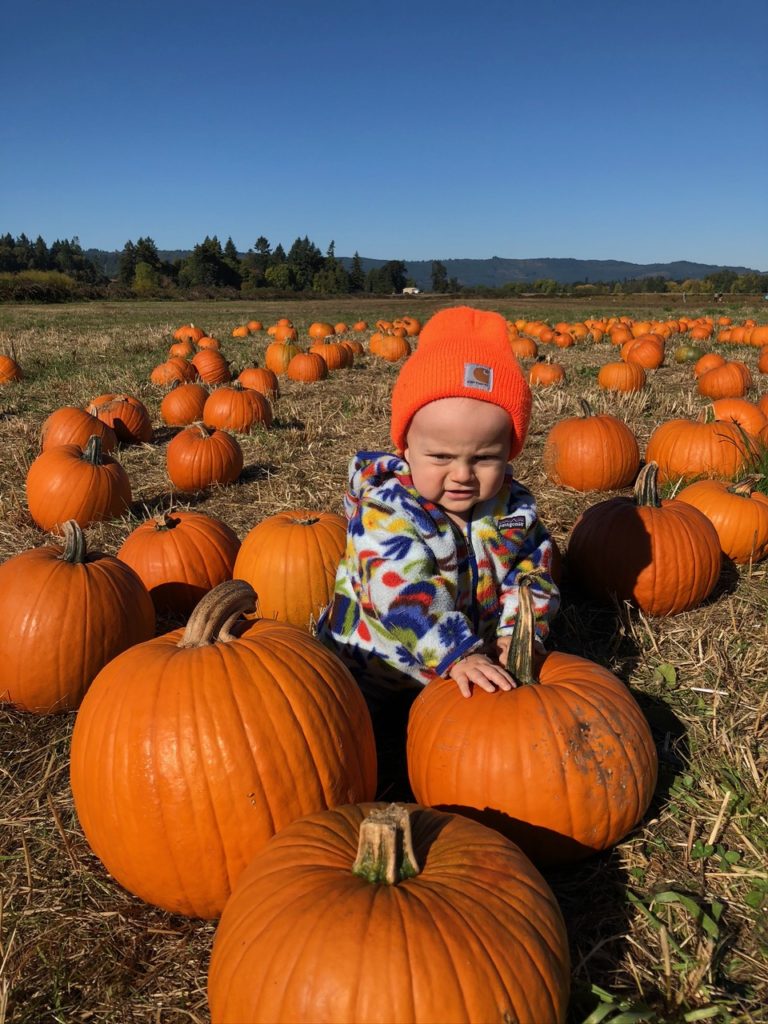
[316,451,560,691]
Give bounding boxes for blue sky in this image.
[2,0,766,269]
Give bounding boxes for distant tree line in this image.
[115,235,411,298]
[1,231,766,302]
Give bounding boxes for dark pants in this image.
[355,673,421,802]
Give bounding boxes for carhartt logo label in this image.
[464,363,493,391]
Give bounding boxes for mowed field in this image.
[0,296,766,1024]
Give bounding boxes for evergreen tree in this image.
[118,240,138,285]
[287,236,323,291]
[348,251,365,292]
[223,237,240,268]
[431,260,449,292]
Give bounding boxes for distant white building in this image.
[402,286,420,295]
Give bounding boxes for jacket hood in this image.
[346,451,410,502]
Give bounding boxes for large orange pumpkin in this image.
[676,478,768,564]
[160,382,209,426]
[233,510,346,629]
[70,580,377,919]
[26,435,132,532]
[542,400,640,491]
[407,586,658,867]
[117,510,242,616]
[86,394,153,445]
[566,462,721,615]
[287,352,328,381]
[237,365,279,399]
[192,349,231,385]
[645,409,756,484]
[166,424,243,492]
[0,520,154,713]
[208,803,570,1024]
[697,361,752,399]
[597,361,646,392]
[203,383,272,433]
[265,341,300,375]
[41,406,117,454]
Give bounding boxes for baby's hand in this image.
[448,653,517,699]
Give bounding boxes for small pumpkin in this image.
[237,365,279,399]
[529,359,565,387]
[86,394,153,445]
[166,424,243,492]
[597,361,646,392]
[0,354,23,383]
[287,352,328,382]
[192,349,231,385]
[265,341,300,375]
[203,382,272,433]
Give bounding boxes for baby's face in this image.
[403,397,511,525]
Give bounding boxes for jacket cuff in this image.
[435,635,484,677]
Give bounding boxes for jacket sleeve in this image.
[496,516,560,641]
[350,500,484,677]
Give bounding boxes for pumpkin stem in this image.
[700,404,717,424]
[58,520,87,563]
[154,509,180,530]
[351,804,420,885]
[729,474,763,497]
[634,462,661,508]
[81,434,104,465]
[504,581,538,685]
[578,398,593,418]
[178,580,256,648]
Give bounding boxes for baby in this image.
[317,305,559,707]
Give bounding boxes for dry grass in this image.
[1,297,767,1023]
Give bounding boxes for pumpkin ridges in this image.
[0,523,154,712]
[70,594,377,918]
[208,804,570,1023]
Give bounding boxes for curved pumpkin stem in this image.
[634,462,661,508]
[178,580,256,649]
[154,509,181,530]
[505,581,537,686]
[578,398,593,418]
[81,435,104,465]
[351,804,420,885]
[190,421,213,438]
[58,520,87,563]
[699,404,717,424]
[729,474,763,497]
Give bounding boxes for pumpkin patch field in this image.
[0,297,767,1023]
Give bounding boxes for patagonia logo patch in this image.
[499,515,526,529]
[463,363,493,391]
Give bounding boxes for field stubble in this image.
[0,298,766,1024]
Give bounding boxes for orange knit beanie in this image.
[390,306,532,460]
